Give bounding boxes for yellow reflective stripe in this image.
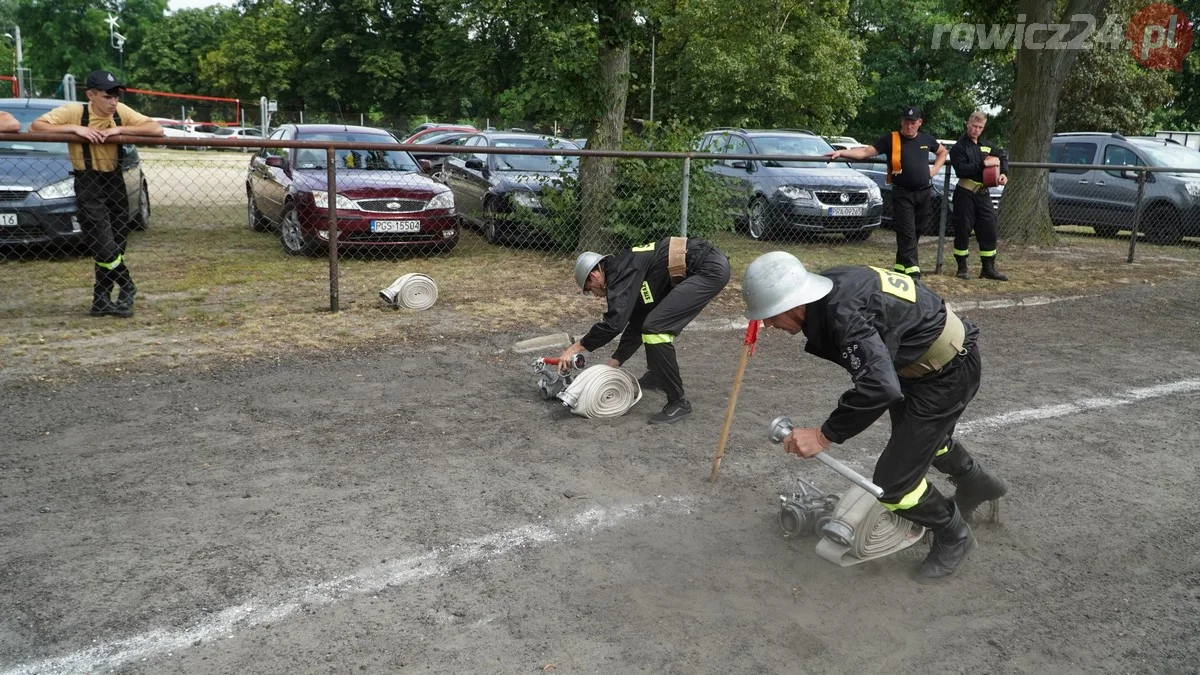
[642,333,674,345]
[639,281,654,304]
[893,263,906,272]
[904,265,920,274]
[631,242,656,252]
[935,445,949,457]
[979,249,997,257]
[881,478,928,512]
[953,249,970,257]
[96,255,123,270]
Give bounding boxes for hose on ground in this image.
[380,273,438,310]
[558,365,643,419]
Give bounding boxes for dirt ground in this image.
[2,277,1199,674]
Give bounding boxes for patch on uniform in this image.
[981,146,991,153]
[840,343,867,379]
[639,281,654,304]
[632,242,656,252]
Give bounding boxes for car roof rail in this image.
[1053,131,1125,139]
[706,127,749,133]
[774,128,818,136]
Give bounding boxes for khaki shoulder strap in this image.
[667,237,687,285]
[887,131,902,184]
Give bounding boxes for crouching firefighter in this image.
[556,237,731,424]
[741,251,1008,580]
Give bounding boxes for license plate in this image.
[371,220,421,233]
[0,213,16,227]
[827,206,865,216]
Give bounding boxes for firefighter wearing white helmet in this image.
[558,237,731,424]
[742,252,1008,580]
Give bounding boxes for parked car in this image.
[572,138,588,148]
[440,131,579,245]
[1048,132,1200,244]
[402,125,477,145]
[151,117,212,150]
[246,124,457,256]
[210,125,263,152]
[698,128,882,241]
[0,98,150,252]
[852,150,1003,235]
[403,130,473,169]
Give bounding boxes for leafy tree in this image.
[1057,44,1174,134]
[129,6,237,95]
[196,0,300,104]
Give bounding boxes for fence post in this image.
[935,167,952,274]
[1126,168,1147,264]
[680,156,691,237]
[327,146,340,312]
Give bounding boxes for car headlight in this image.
[510,191,542,208]
[427,190,455,210]
[37,178,75,200]
[777,186,813,201]
[311,190,356,209]
[867,184,881,202]
[1185,182,1200,197]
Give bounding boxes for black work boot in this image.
[89,267,117,317]
[637,370,663,391]
[955,255,970,280]
[915,504,976,581]
[113,281,137,319]
[950,461,1008,518]
[649,398,692,425]
[980,257,1008,281]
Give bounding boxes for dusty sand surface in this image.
[1,278,1198,674]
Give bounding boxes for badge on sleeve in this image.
[840,343,867,379]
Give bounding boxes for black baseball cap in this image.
[901,106,923,120]
[85,70,126,92]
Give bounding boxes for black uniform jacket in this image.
[580,237,693,359]
[801,266,949,444]
[949,133,1008,182]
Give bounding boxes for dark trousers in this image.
[872,324,981,529]
[891,185,931,274]
[951,185,998,255]
[75,171,130,266]
[640,248,732,403]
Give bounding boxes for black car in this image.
[441,131,579,245]
[405,130,473,169]
[0,98,150,253]
[246,124,458,256]
[698,128,882,242]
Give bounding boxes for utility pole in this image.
[4,26,24,97]
[106,14,126,82]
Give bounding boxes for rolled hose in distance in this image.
[380,273,438,310]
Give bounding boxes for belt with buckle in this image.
[957,178,989,194]
[897,309,966,379]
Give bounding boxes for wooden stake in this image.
[708,340,753,482]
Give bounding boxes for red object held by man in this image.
[983,164,1000,188]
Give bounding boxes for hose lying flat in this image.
[379,273,438,310]
[558,366,643,419]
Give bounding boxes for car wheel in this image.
[247,191,269,232]
[747,196,770,240]
[844,229,872,242]
[483,200,502,244]
[1092,225,1120,238]
[130,181,150,231]
[280,202,320,257]
[1140,205,1183,245]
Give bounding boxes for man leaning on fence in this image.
[949,111,1009,281]
[29,70,164,318]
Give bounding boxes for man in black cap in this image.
[828,106,946,280]
[30,70,163,317]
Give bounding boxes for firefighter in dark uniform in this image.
[30,70,164,317]
[950,111,1009,281]
[557,237,731,424]
[829,106,947,280]
[741,251,1008,580]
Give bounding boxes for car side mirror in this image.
[465,157,485,170]
[729,159,751,171]
[1119,168,1142,181]
[419,159,433,173]
[265,155,285,169]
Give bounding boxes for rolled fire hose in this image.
[379,273,438,310]
[557,365,643,419]
[814,485,925,567]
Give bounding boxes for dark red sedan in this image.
[246,124,458,256]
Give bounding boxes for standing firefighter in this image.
[30,70,164,318]
[557,237,731,424]
[828,106,946,279]
[741,251,1007,580]
[950,111,1009,281]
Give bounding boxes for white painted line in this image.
[1,498,693,675]
[957,378,1200,435]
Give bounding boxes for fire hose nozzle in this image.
[539,354,585,369]
[768,415,884,499]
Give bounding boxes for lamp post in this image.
[4,26,23,97]
[106,14,126,81]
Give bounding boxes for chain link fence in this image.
[2,128,1199,323]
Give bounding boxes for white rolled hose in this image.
[557,365,643,418]
[379,273,438,310]
[814,485,926,567]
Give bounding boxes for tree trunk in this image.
[577,1,633,252]
[999,0,1110,245]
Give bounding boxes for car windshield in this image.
[491,138,578,172]
[753,135,837,168]
[417,132,467,145]
[0,107,68,155]
[294,133,420,171]
[1136,143,1200,169]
